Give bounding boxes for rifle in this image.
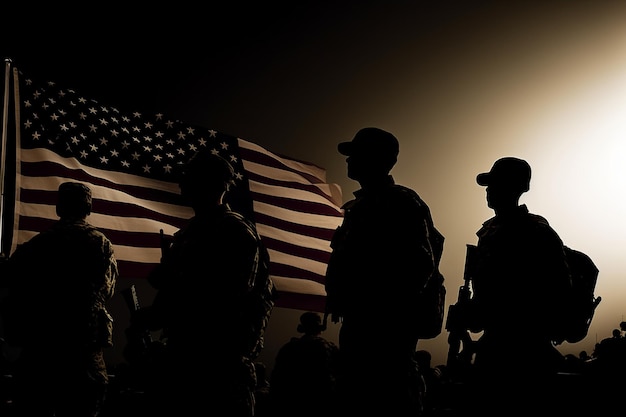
[121,284,154,364]
[445,244,477,373]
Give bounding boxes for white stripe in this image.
[253,200,342,231]
[249,179,343,214]
[239,138,328,183]
[258,223,334,254]
[266,247,329,277]
[21,148,179,193]
[271,275,327,296]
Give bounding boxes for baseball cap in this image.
[338,127,399,158]
[476,157,531,192]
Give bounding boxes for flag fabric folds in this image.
[8,66,344,312]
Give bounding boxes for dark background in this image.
[4,1,626,370]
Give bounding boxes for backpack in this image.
[552,246,601,345]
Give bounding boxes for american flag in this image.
[7,66,344,312]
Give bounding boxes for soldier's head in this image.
[297,311,326,335]
[477,157,531,193]
[178,150,236,209]
[477,157,531,211]
[338,127,399,183]
[56,182,92,219]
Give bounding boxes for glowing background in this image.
[6,2,626,368]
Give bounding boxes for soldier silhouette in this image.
[468,157,572,413]
[325,127,444,416]
[1,182,118,417]
[132,150,275,416]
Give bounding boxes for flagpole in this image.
[0,58,12,254]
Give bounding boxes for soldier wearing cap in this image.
[2,181,117,417]
[325,127,444,416]
[134,150,275,416]
[468,157,572,412]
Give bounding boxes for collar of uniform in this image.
[353,175,395,198]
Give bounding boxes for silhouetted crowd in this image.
[0,128,621,416]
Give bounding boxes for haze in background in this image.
[6,2,626,369]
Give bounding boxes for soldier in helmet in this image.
[133,150,275,416]
[325,127,445,416]
[2,181,118,417]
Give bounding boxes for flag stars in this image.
[110,129,119,137]
[99,137,109,146]
[24,120,32,129]
[89,144,98,152]
[143,135,152,143]
[89,107,98,115]
[121,160,130,168]
[99,118,109,126]
[165,120,174,129]
[79,150,89,159]
[50,113,60,121]
[144,121,153,129]
[121,140,130,149]
[177,148,185,155]
[132,126,141,133]
[59,124,70,132]
[198,138,207,147]
[143,145,152,153]
[131,152,141,160]
[186,127,195,135]
[176,131,186,140]
[32,131,42,141]
[220,141,229,150]
[235,172,244,181]
[88,124,98,133]
[208,130,217,137]
[110,149,119,157]
[133,112,142,119]
[142,164,151,173]
[153,154,163,162]
[99,156,110,164]
[78,112,88,120]
[156,113,163,120]
[78,97,87,104]
[163,164,173,173]
[71,136,80,145]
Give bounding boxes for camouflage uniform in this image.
[325,176,443,416]
[2,182,117,417]
[138,152,275,416]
